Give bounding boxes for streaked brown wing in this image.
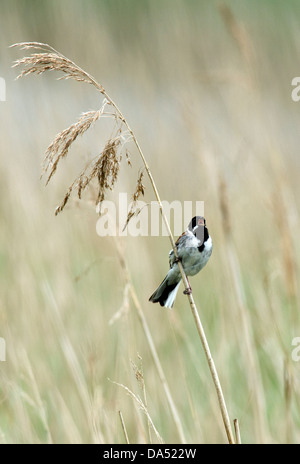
[175,232,185,245]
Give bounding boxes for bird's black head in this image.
[188,216,208,243]
[189,216,206,229]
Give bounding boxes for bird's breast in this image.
[180,235,212,276]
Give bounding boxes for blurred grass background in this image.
[0,0,300,444]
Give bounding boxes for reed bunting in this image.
[149,216,212,308]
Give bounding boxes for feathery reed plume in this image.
[12,42,105,89]
[122,171,146,231]
[13,42,236,444]
[43,109,104,184]
[12,42,140,221]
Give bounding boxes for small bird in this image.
[149,216,212,308]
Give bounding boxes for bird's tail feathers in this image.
[149,277,181,309]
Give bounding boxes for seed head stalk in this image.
[103,92,235,445]
[12,42,236,444]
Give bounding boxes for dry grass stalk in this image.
[272,186,297,303]
[110,380,164,444]
[219,175,231,236]
[54,390,83,444]
[218,174,267,442]
[43,283,104,444]
[131,359,145,391]
[12,43,187,443]
[219,3,256,81]
[13,42,236,444]
[109,282,130,325]
[21,350,53,444]
[233,419,242,444]
[131,355,153,444]
[113,236,187,444]
[118,410,130,444]
[284,359,293,444]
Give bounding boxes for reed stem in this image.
[106,95,235,444]
[13,42,236,444]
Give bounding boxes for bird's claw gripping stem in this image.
[183,287,192,295]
